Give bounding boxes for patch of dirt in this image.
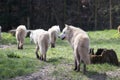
[10,65,55,80]
[9,64,120,80]
[9,64,72,80]
[106,69,120,78]
[89,73,107,80]
[0,44,14,49]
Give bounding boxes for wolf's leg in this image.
[20,42,23,49]
[18,42,20,49]
[19,37,24,49]
[74,49,80,72]
[76,57,80,72]
[43,53,46,61]
[83,63,86,74]
[35,46,39,59]
[74,58,77,71]
[51,43,55,48]
[40,54,43,60]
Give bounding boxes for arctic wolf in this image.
[36,31,50,61]
[59,24,90,73]
[16,25,27,49]
[48,25,60,48]
[30,29,50,61]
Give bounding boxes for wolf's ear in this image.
[65,24,70,29]
[65,24,68,27]
[65,25,70,30]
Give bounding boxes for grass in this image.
[0,30,120,80]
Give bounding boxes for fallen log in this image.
[90,48,119,66]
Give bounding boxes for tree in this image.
[94,0,98,30]
[109,0,112,29]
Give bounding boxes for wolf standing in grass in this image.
[30,29,50,61]
[59,24,90,73]
[35,31,50,61]
[16,25,27,49]
[48,25,60,48]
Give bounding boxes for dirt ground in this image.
[10,65,55,80]
[9,64,120,80]
[0,44,12,49]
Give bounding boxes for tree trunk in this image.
[63,0,66,26]
[94,0,97,30]
[27,16,30,29]
[0,26,1,40]
[109,0,112,29]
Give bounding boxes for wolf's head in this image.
[55,25,60,33]
[59,24,71,40]
[54,25,61,37]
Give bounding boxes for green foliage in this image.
[7,51,20,58]
[0,49,43,80]
[112,33,120,39]
[0,32,16,44]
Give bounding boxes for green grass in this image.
[0,30,120,80]
[0,48,45,80]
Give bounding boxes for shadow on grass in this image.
[86,71,107,80]
[46,57,66,65]
[56,39,69,46]
[24,47,34,49]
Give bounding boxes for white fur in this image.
[16,25,27,49]
[30,29,45,44]
[30,29,50,61]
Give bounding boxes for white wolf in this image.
[59,24,90,73]
[48,25,60,48]
[30,29,50,61]
[16,25,27,49]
